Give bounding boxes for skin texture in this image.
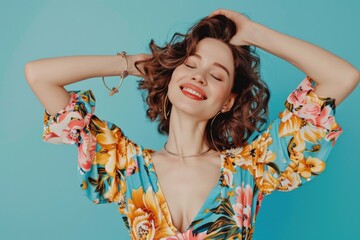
[149,38,239,232]
[149,10,359,233]
[25,8,359,235]
[166,38,236,155]
[210,9,360,106]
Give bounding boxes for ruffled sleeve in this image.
[234,76,343,196]
[42,90,139,208]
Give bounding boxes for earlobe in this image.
[222,94,236,112]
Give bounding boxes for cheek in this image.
[168,68,182,87]
[168,66,188,93]
[171,66,187,80]
[167,73,182,103]
[212,85,233,102]
[168,73,179,92]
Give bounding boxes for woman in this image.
[25,9,359,240]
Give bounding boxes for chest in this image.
[150,154,222,233]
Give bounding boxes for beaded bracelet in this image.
[102,51,128,96]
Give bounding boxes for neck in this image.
[165,107,213,157]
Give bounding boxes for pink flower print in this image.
[297,103,321,120]
[62,118,85,144]
[326,128,343,146]
[78,129,97,173]
[83,112,93,126]
[287,88,308,108]
[43,131,60,142]
[287,78,313,108]
[232,183,253,228]
[126,158,139,176]
[255,192,264,216]
[242,205,252,228]
[308,105,335,129]
[64,93,78,111]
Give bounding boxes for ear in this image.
[222,93,236,112]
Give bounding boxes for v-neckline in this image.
[144,148,225,235]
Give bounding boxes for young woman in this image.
[25,9,359,240]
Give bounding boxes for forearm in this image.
[25,54,142,86]
[25,54,146,116]
[247,22,359,86]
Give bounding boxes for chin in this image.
[170,101,215,121]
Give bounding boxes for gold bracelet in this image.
[102,51,129,96]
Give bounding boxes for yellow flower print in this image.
[143,149,156,166]
[103,176,124,204]
[298,156,326,179]
[92,118,124,176]
[223,149,238,173]
[256,171,278,195]
[127,186,175,240]
[279,109,326,144]
[287,133,305,162]
[223,168,234,187]
[230,131,275,176]
[277,168,302,191]
[228,147,253,173]
[250,131,276,179]
[92,117,139,178]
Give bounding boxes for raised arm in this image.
[24,53,149,204]
[24,54,147,115]
[210,9,360,106]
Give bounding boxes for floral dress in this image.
[42,76,342,240]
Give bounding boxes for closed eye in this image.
[211,74,222,81]
[184,63,195,69]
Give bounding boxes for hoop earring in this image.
[210,111,221,152]
[163,94,170,120]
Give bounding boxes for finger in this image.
[208,9,226,18]
[210,9,239,21]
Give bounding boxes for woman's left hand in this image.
[208,9,254,46]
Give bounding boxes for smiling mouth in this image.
[180,86,207,100]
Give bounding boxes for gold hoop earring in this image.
[210,111,221,152]
[163,94,170,120]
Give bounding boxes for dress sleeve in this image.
[234,76,343,196]
[42,90,138,207]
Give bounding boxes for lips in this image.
[180,83,207,100]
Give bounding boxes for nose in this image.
[191,72,207,86]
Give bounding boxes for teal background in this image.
[1,0,359,239]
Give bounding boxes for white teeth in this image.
[182,87,204,99]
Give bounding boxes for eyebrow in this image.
[192,54,230,77]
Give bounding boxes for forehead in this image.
[193,38,234,71]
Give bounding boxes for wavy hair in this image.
[136,15,270,151]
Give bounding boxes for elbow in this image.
[353,69,360,84]
[340,68,360,104]
[347,67,360,86]
[24,61,37,84]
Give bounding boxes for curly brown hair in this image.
[135,14,270,151]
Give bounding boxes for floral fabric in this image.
[42,76,342,240]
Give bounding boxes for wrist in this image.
[126,54,137,76]
[245,21,269,48]
[128,54,148,77]
[113,53,139,77]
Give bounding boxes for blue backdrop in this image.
[1,0,359,239]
